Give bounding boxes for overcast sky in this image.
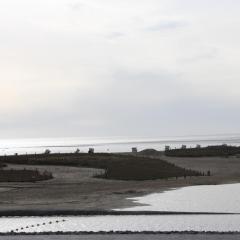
[0,0,240,139]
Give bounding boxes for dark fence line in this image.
[0,210,237,217]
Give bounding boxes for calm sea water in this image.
[1,134,240,155]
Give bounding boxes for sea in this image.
[1,133,240,155]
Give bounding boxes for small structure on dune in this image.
[165,146,170,151]
[75,148,80,154]
[181,145,187,149]
[132,147,138,154]
[88,148,94,154]
[196,144,201,149]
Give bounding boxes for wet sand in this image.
[0,154,240,212]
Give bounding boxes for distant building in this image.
[88,148,94,154]
[181,145,187,149]
[165,146,170,151]
[132,147,138,153]
[196,144,201,149]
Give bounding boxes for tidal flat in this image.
[0,151,240,212]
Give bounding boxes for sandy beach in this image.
[0,153,240,213]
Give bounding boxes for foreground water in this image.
[121,183,240,213]
[1,215,240,233]
[1,134,240,155]
[1,184,240,233]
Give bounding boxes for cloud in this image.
[68,2,84,11]
[105,31,125,40]
[0,0,240,138]
[180,47,218,63]
[145,20,187,32]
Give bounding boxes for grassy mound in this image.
[0,153,201,181]
[138,149,160,156]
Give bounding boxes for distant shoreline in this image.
[1,135,240,156]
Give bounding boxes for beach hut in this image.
[165,146,170,151]
[132,147,138,153]
[88,148,94,154]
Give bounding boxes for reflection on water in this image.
[121,183,240,213]
[1,215,240,233]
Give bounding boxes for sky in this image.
[0,0,240,139]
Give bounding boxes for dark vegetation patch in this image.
[0,169,52,182]
[0,153,201,181]
[0,162,6,168]
[0,159,52,182]
[165,145,240,157]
